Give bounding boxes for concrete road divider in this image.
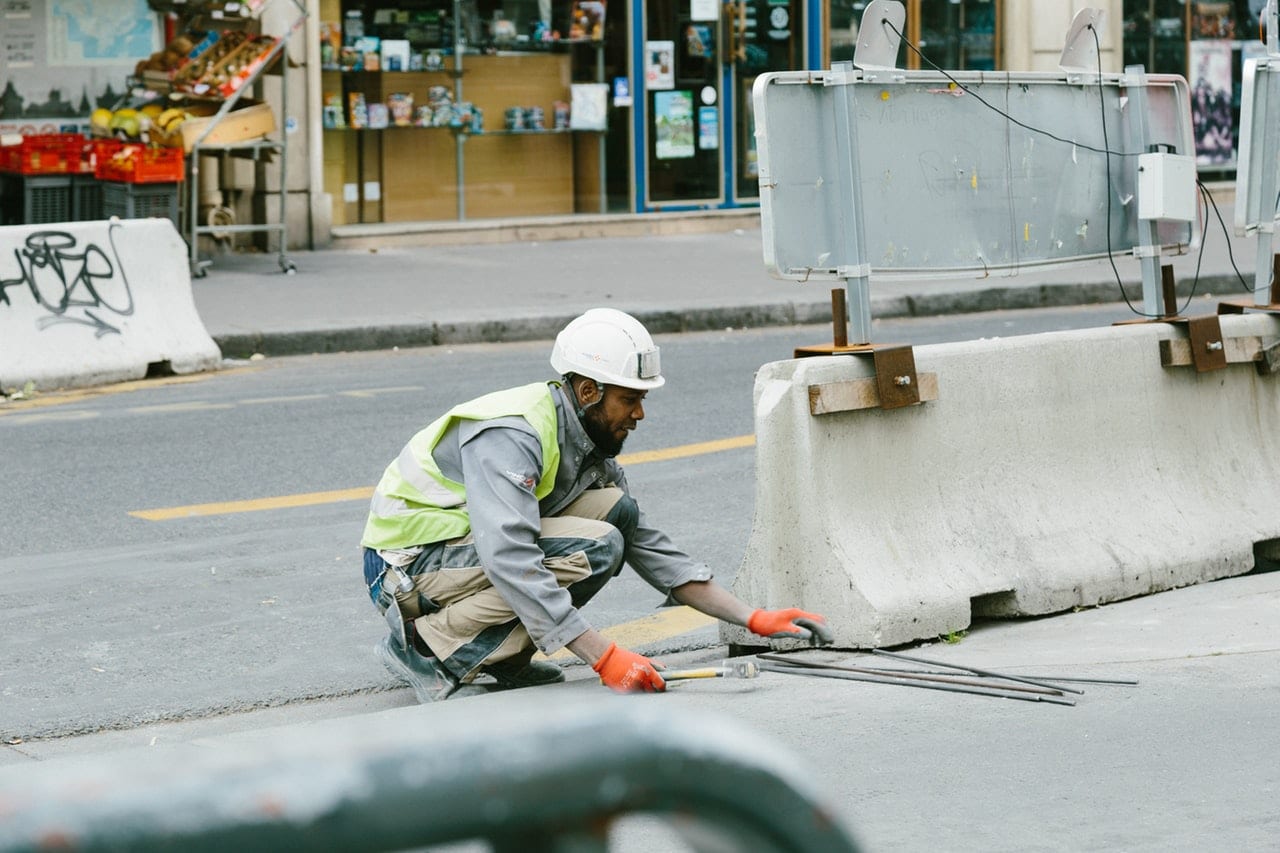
[0,219,220,392]
[723,313,1280,650]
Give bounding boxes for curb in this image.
[211,273,1252,358]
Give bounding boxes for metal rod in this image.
[870,648,1085,695]
[848,664,1138,686]
[831,288,848,347]
[756,662,1076,706]
[757,654,1064,697]
[1161,264,1177,317]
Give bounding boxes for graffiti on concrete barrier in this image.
[0,226,135,337]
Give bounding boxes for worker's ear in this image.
[575,377,601,405]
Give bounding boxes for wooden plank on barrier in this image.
[1158,336,1263,368]
[809,373,939,415]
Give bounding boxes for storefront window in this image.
[1124,1,1269,170]
[826,1,997,70]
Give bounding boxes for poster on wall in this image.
[645,40,675,91]
[697,105,718,150]
[654,89,694,159]
[1,0,159,135]
[1188,38,1234,165]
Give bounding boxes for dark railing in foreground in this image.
[0,692,860,853]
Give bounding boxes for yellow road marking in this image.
[129,433,756,521]
[0,409,99,425]
[126,401,236,414]
[130,487,376,521]
[535,607,717,661]
[0,369,255,415]
[339,386,424,398]
[240,394,330,405]
[617,434,755,465]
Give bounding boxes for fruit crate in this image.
[94,144,185,183]
[0,133,85,175]
[71,174,104,221]
[81,138,124,174]
[101,180,180,227]
[0,173,72,225]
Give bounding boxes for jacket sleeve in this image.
[459,424,592,654]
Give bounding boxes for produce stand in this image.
[144,0,307,277]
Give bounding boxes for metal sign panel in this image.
[1234,57,1280,235]
[755,69,1196,281]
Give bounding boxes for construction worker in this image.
[361,308,831,701]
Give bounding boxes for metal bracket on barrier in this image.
[794,287,933,411]
[1156,315,1234,372]
[1218,255,1280,314]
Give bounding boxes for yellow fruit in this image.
[109,109,141,138]
[158,109,191,134]
[139,103,164,120]
[90,108,113,133]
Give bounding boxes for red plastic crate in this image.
[82,138,124,174]
[94,143,185,183]
[0,133,85,175]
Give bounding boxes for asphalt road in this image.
[0,298,1223,740]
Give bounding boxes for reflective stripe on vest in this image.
[360,382,562,550]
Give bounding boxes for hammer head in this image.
[724,659,760,679]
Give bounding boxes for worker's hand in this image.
[592,642,667,693]
[748,608,834,646]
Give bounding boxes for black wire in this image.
[1199,178,1272,294]
[1089,24,1146,315]
[881,17,1137,159]
[882,13,1270,311]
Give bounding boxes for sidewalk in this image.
[6,569,1278,851]
[191,205,1269,358]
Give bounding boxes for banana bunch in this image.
[156,108,190,133]
[151,107,194,147]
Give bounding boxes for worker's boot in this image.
[481,649,565,689]
[375,634,458,703]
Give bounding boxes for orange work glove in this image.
[748,608,834,646]
[592,642,666,693]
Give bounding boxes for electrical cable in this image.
[881,17,1136,159]
[879,14,1267,317]
[1089,23,1145,315]
[1199,178,1274,295]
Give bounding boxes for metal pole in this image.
[1251,59,1277,304]
[1122,64,1162,317]
[871,648,1085,695]
[756,661,1077,705]
[829,61,873,345]
[757,653,1066,697]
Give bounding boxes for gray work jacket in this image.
[430,382,712,653]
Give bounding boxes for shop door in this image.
[643,0,724,206]
[727,0,804,201]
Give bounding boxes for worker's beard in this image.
[582,407,627,457]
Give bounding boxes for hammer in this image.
[663,659,760,681]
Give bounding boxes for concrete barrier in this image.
[0,218,220,392]
[723,313,1280,649]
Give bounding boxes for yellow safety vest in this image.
[361,382,561,550]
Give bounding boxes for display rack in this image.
[323,0,606,224]
[148,0,307,276]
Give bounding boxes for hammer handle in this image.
[662,667,723,681]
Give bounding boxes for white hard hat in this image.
[550,308,665,390]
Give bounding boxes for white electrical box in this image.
[1137,152,1197,222]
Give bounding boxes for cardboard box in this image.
[160,101,277,152]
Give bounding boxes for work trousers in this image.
[364,487,637,682]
